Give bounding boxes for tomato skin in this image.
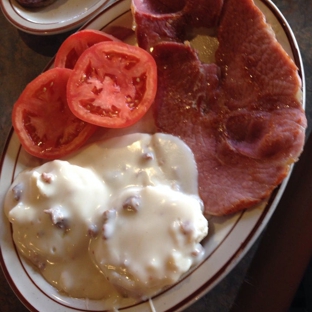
[12,68,97,159]
[54,29,118,69]
[67,41,158,128]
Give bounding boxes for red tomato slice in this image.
[12,68,97,159]
[54,29,118,69]
[67,41,157,128]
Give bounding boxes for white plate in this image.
[0,0,305,311]
[0,0,116,35]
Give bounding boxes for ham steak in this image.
[132,0,223,50]
[133,0,307,215]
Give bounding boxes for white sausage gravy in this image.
[4,133,208,308]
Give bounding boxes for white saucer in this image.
[0,0,116,35]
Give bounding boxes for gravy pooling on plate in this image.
[4,133,208,306]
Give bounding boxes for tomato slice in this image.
[67,41,157,128]
[12,68,97,159]
[54,29,118,69]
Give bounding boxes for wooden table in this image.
[0,1,311,311]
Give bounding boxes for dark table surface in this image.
[0,1,312,311]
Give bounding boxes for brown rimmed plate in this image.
[0,0,305,311]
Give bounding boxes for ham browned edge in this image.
[132,0,307,216]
